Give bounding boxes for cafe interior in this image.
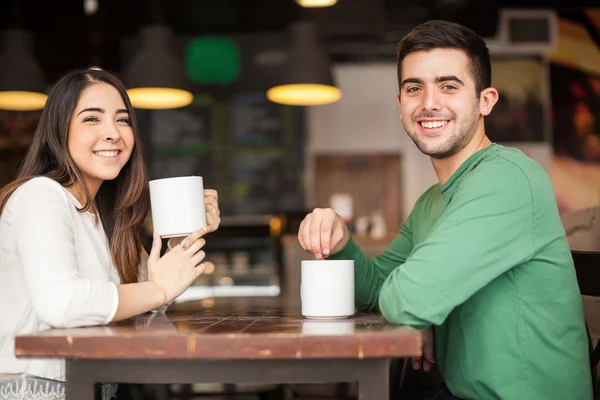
[2,0,600,399]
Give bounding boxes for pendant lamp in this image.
[0,29,47,111]
[296,0,338,7]
[267,21,341,106]
[125,25,193,109]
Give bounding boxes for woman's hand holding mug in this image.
[147,228,208,305]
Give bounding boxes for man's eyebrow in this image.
[400,77,424,88]
[401,76,465,88]
[436,75,465,86]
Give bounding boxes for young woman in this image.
[0,67,220,400]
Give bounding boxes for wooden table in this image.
[15,297,422,400]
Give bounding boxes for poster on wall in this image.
[548,14,600,215]
[486,56,546,143]
[549,64,600,214]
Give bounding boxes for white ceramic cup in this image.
[301,259,355,319]
[149,176,206,238]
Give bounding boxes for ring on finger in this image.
[180,239,190,251]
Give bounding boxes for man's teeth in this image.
[94,151,119,157]
[420,120,448,129]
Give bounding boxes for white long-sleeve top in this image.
[0,177,123,381]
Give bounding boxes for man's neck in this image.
[431,132,492,185]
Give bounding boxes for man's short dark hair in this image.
[396,20,491,95]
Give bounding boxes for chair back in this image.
[572,250,600,399]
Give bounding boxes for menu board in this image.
[124,32,307,216]
[145,92,304,216]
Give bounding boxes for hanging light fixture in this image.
[295,0,338,7]
[267,21,341,106]
[124,25,193,109]
[0,29,47,111]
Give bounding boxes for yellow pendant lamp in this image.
[295,0,338,7]
[0,29,47,111]
[125,25,193,109]
[267,21,341,106]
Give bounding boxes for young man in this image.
[297,20,592,399]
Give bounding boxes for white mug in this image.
[301,259,355,319]
[149,176,206,238]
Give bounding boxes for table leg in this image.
[65,360,95,400]
[357,359,390,400]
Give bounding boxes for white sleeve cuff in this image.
[103,282,119,324]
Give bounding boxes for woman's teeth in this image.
[94,151,119,157]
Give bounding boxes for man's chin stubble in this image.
[410,135,458,160]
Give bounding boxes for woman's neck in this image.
[66,181,98,216]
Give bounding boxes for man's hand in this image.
[413,326,435,371]
[297,208,350,259]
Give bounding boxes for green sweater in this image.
[331,144,591,399]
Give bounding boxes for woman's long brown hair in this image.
[0,68,150,284]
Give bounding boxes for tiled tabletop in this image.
[15,297,422,360]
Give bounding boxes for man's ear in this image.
[479,87,499,116]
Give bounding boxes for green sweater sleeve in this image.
[378,161,535,328]
[329,215,414,311]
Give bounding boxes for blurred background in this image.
[1,0,599,304]
[1,0,599,308]
[2,1,600,399]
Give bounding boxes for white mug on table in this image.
[149,176,206,238]
[301,259,355,319]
